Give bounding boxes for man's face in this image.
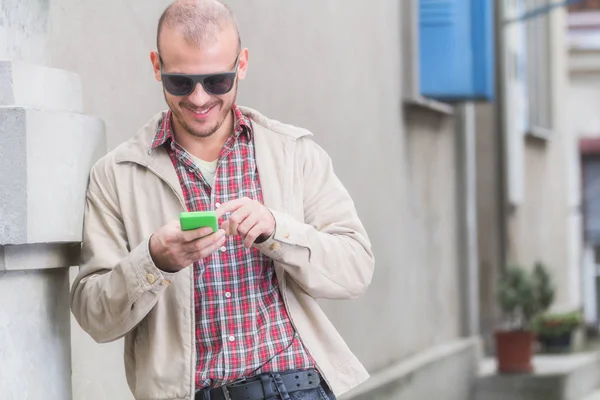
[151,26,248,139]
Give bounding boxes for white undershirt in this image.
[191,155,218,188]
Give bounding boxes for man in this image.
[70,1,374,399]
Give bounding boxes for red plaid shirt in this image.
[150,106,314,388]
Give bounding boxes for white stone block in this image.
[0,60,84,113]
[0,243,80,271]
[0,107,106,245]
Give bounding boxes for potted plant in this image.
[534,310,583,353]
[495,262,555,373]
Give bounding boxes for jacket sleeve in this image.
[70,161,175,343]
[255,138,375,300]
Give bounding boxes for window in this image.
[523,0,553,136]
[503,0,559,204]
[406,0,495,102]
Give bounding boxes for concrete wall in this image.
[568,39,600,328]
[2,0,472,399]
[402,107,462,347]
[477,7,582,328]
[475,7,583,356]
[0,0,51,65]
[506,7,581,311]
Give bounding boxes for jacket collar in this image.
[110,105,314,216]
[113,106,314,208]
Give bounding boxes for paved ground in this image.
[584,390,600,400]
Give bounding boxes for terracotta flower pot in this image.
[494,330,535,373]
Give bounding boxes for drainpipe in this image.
[456,102,480,337]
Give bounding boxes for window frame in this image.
[402,0,455,115]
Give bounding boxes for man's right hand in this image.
[149,220,227,272]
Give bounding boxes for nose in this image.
[187,82,211,105]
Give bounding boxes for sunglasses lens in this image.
[203,74,235,95]
[163,75,195,96]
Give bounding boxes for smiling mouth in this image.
[185,104,216,118]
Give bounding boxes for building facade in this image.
[568,1,600,331]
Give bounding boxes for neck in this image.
[173,110,233,161]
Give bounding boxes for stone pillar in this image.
[0,60,105,399]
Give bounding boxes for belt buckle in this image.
[222,385,232,400]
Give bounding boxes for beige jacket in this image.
[70,106,374,400]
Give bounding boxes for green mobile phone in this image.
[179,211,219,232]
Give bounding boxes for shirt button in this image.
[215,202,221,208]
[220,246,227,252]
[225,291,232,298]
[228,335,235,342]
[188,168,194,173]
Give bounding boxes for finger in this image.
[180,226,215,243]
[243,224,264,248]
[182,229,226,253]
[237,213,259,239]
[159,219,187,245]
[226,204,254,236]
[228,216,240,237]
[190,234,227,261]
[215,197,250,218]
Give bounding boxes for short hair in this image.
[157,0,241,54]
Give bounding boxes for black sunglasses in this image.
[159,54,240,96]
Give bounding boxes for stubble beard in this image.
[166,82,238,139]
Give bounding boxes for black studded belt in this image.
[195,369,321,400]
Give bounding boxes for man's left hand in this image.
[215,197,276,248]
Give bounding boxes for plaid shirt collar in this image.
[150,104,252,151]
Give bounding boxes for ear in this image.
[237,48,249,81]
[150,51,162,82]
